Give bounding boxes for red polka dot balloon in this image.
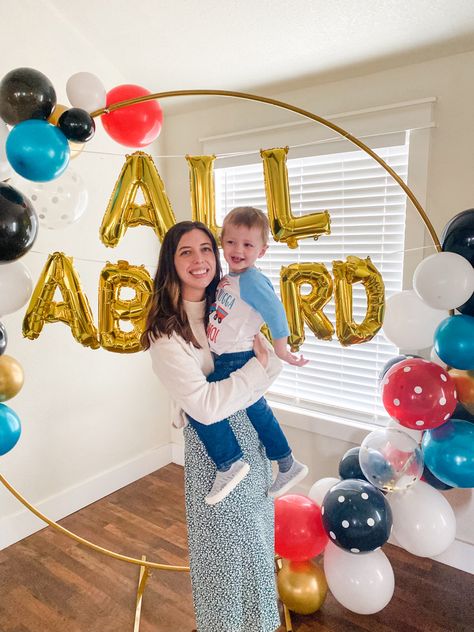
[382,358,457,430]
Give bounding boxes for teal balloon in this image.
[6,119,70,182]
[0,403,21,455]
[422,420,474,488]
[434,314,474,370]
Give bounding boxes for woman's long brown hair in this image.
[141,221,221,349]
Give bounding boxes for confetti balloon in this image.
[359,428,423,492]
[321,479,392,554]
[382,358,457,430]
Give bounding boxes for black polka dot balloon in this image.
[321,479,392,554]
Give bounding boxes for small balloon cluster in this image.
[0,67,164,183]
[381,208,474,489]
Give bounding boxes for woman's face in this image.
[174,228,217,301]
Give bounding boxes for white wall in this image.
[159,50,474,563]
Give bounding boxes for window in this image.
[214,142,408,426]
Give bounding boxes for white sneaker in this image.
[269,460,309,498]
[205,459,250,505]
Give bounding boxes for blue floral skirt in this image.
[184,410,280,632]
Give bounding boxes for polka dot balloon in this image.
[321,479,392,554]
[381,358,457,430]
[12,170,88,230]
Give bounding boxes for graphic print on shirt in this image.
[207,268,290,354]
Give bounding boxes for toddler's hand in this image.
[276,349,309,367]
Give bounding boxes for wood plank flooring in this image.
[0,464,473,631]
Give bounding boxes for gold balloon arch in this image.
[0,89,442,631]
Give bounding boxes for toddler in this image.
[188,207,309,504]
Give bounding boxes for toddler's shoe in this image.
[269,459,308,498]
[205,459,250,505]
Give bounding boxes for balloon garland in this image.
[0,66,472,626]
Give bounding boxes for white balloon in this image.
[323,542,395,614]
[383,290,447,351]
[0,261,33,315]
[430,347,447,369]
[0,121,13,181]
[388,480,456,557]
[308,477,340,506]
[12,170,88,230]
[413,252,474,310]
[66,72,106,113]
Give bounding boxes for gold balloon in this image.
[23,252,99,349]
[261,147,331,248]
[99,260,153,353]
[186,154,220,242]
[448,369,474,414]
[100,151,177,247]
[47,103,84,160]
[332,256,385,346]
[0,355,24,402]
[280,263,334,351]
[277,559,328,615]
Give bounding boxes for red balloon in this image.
[101,84,163,147]
[274,494,328,561]
[382,358,457,430]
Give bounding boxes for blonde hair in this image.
[221,206,269,245]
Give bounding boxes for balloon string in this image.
[27,244,437,267]
[80,127,421,160]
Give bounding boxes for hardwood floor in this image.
[0,463,472,631]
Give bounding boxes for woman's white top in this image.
[149,299,282,428]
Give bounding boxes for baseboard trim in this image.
[0,443,173,551]
[432,538,474,575]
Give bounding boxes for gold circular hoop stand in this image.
[1,89,442,631]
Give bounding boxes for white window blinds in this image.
[214,142,408,426]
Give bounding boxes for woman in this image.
[142,221,282,632]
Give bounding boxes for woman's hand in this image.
[253,333,269,368]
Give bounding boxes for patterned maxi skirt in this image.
[184,409,281,632]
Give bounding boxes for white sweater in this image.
[149,299,282,427]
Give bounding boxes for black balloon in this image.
[0,321,7,355]
[457,292,474,317]
[321,479,392,553]
[422,464,453,491]
[0,182,38,261]
[0,67,56,125]
[452,402,474,424]
[58,108,95,143]
[338,447,369,482]
[442,208,474,315]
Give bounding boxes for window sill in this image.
[267,398,377,445]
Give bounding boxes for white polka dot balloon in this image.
[12,170,88,230]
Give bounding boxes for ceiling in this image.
[2,0,474,105]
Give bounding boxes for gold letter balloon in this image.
[100,151,176,247]
[99,261,153,353]
[261,147,331,248]
[186,154,220,242]
[332,256,385,346]
[280,263,334,351]
[22,252,99,349]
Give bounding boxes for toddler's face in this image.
[221,223,267,273]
